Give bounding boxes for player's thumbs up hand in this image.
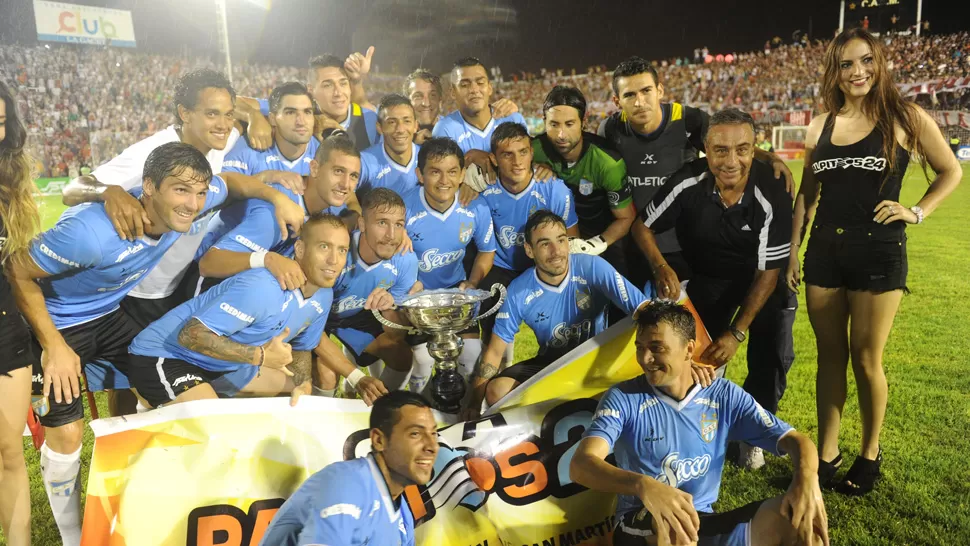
[261,327,294,373]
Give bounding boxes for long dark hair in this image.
[820,28,926,179]
[0,80,39,267]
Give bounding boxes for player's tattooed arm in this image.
[290,350,313,387]
[178,318,259,365]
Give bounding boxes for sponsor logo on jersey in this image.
[655,452,711,487]
[458,222,474,244]
[529,190,548,206]
[756,403,774,427]
[376,165,392,180]
[208,183,221,194]
[220,302,256,323]
[97,269,147,292]
[549,319,592,349]
[172,374,203,388]
[524,288,544,306]
[281,294,294,312]
[614,272,629,302]
[115,243,145,263]
[457,132,473,145]
[811,156,887,173]
[457,207,476,219]
[334,295,367,314]
[234,234,267,253]
[496,312,510,320]
[419,248,464,272]
[607,191,620,205]
[381,262,400,276]
[482,219,494,244]
[700,412,717,443]
[641,153,658,165]
[399,519,407,535]
[369,500,380,517]
[594,408,621,420]
[498,225,526,249]
[319,503,362,520]
[694,398,720,409]
[38,243,80,268]
[639,398,659,413]
[571,275,588,286]
[223,159,247,171]
[407,211,427,227]
[310,300,325,314]
[575,288,591,311]
[626,175,668,187]
[579,179,593,196]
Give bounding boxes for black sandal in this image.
[818,453,843,489]
[837,448,883,496]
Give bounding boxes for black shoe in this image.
[818,453,843,489]
[837,448,883,496]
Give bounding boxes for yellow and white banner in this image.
[33,1,137,47]
[82,300,713,545]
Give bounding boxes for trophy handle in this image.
[370,309,417,334]
[474,283,507,322]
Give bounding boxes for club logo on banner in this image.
[33,0,137,47]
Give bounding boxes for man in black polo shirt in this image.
[632,108,796,470]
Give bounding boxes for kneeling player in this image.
[571,301,828,546]
[259,390,438,545]
[464,210,648,419]
[128,213,348,407]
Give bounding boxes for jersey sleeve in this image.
[583,385,632,449]
[724,381,794,456]
[756,183,793,271]
[553,181,578,228]
[29,215,104,276]
[298,473,367,545]
[390,255,419,299]
[258,98,270,117]
[211,200,283,254]
[589,256,649,315]
[362,108,379,146]
[473,201,496,253]
[639,169,689,233]
[595,152,633,210]
[492,289,523,344]
[91,139,152,190]
[221,138,257,175]
[683,106,709,153]
[191,275,277,337]
[358,152,376,189]
[202,175,230,214]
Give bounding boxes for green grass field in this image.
[9,161,970,545]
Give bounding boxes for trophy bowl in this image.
[395,288,493,333]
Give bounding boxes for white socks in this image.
[458,338,483,381]
[410,343,435,394]
[504,339,515,366]
[380,366,411,391]
[40,442,82,546]
[313,386,336,397]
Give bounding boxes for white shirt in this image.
[92,125,240,299]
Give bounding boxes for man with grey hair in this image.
[631,108,796,470]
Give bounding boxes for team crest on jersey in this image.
[458,222,474,244]
[700,412,717,443]
[579,179,593,196]
[575,288,591,311]
[378,279,393,290]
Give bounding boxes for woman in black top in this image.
[787,29,961,495]
[0,80,41,545]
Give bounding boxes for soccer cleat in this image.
[738,443,765,470]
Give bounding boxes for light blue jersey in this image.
[403,189,495,289]
[478,177,578,271]
[129,268,330,380]
[257,99,379,146]
[493,254,648,354]
[585,377,794,517]
[222,136,319,177]
[259,454,415,546]
[359,142,420,196]
[331,232,418,320]
[30,177,228,329]
[431,110,528,153]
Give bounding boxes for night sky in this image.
[0,0,967,73]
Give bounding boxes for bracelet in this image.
[347,369,366,389]
[910,205,924,225]
[249,251,268,269]
[653,263,668,272]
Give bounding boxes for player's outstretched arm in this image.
[222,172,306,236]
[200,249,306,291]
[178,318,263,365]
[778,431,829,546]
[235,96,273,151]
[602,202,636,245]
[462,335,507,421]
[63,176,152,241]
[632,220,679,300]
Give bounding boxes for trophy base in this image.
[429,367,466,414]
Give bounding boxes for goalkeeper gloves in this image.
[568,235,608,256]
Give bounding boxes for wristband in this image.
[347,369,366,389]
[250,251,268,269]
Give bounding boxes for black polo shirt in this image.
[640,159,792,280]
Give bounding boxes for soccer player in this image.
[463,210,647,419]
[570,301,828,546]
[259,391,438,546]
[359,94,420,197]
[405,69,444,144]
[198,134,361,291]
[599,57,792,294]
[403,137,496,392]
[7,143,230,546]
[324,188,419,394]
[128,213,349,408]
[61,69,305,328]
[532,85,636,274]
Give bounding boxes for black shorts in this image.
[613,500,764,546]
[29,309,140,428]
[478,266,522,341]
[128,354,257,408]
[0,305,35,375]
[492,353,560,385]
[120,293,185,330]
[803,224,908,293]
[326,311,420,367]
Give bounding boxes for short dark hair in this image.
[269,81,313,114]
[707,108,756,138]
[377,93,414,123]
[634,300,696,344]
[314,133,360,165]
[308,54,346,82]
[301,211,348,239]
[360,187,405,216]
[490,121,530,154]
[524,209,567,245]
[370,391,433,438]
[404,69,443,97]
[417,137,464,172]
[172,69,236,126]
[142,142,213,189]
[451,57,488,84]
[543,85,587,120]
[611,56,660,96]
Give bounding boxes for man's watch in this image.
[729,325,746,343]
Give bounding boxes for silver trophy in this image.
[372,284,506,413]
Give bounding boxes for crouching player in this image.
[570,301,828,546]
[128,213,349,407]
